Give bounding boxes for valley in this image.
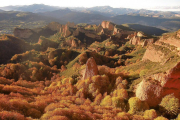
[1,4,180,120]
[0,19,180,119]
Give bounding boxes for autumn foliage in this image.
[0,22,180,120]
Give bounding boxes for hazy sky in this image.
[1,0,180,9]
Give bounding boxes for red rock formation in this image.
[71,39,78,48]
[127,34,135,39]
[137,32,145,37]
[162,62,180,100]
[142,45,165,62]
[83,57,99,80]
[136,61,180,107]
[159,36,180,50]
[136,79,163,107]
[61,24,72,37]
[59,22,76,37]
[129,36,141,45]
[101,21,115,31]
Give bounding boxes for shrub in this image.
[154,116,168,120]
[0,111,26,120]
[93,93,103,105]
[116,112,131,120]
[143,109,157,120]
[49,116,69,120]
[128,97,149,115]
[128,97,141,114]
[112,89,128,100]
[159,94,179,118]
[176,114,180,120]
[100,95,112,106]
[132,115,144,120]
[112,97,127,110]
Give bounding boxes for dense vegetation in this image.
[0,21,180,120]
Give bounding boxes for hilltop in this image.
[0,21,180,119]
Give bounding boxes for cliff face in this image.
[60,24,72,37]
[159,36,180,50]
[128,31,155,47]
[129,36,141,45]
[142,45,165,62]
[137,62,180,107]
[163,62,180,100]
[101,21,115,31]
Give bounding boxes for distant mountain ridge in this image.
[0,4,60,13]
[40,9,180,31]
[1,4,180,17]
[1,4,180,33]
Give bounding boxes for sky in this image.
[0,0,180,9]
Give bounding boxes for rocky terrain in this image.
[0,20,180,120]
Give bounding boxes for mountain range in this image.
[0,4,180,34]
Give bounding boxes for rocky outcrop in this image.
[83,57,99,80]
[159,36,180,50]
[136,61,180,107]
[101,21,115,31]
[129,36,141,45]
[59,22,76,37]
[162,62,180,100]
[136,79,163,107]
[142,45,165,62]
[137,31,145,37]
[73,28,103,45]
[60,24,72,37]
[128,31,155,46]
[62,37,80,48]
